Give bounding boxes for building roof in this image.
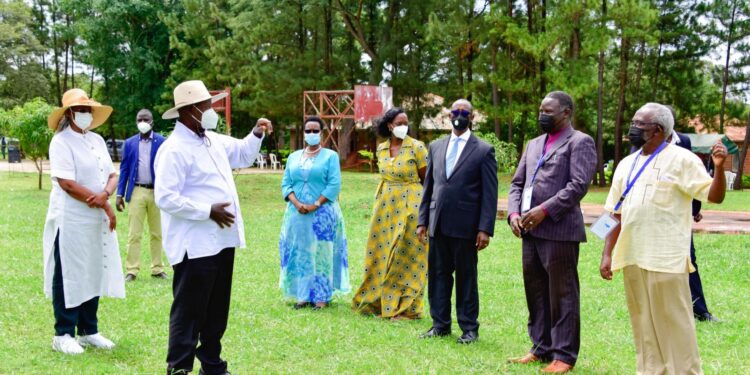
[687,116,747,143]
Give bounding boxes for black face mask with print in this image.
[452,116,470,131]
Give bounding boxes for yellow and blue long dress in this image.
[352,136,428,318]
[279,148,350,303]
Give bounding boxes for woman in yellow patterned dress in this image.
[352,108,428,320]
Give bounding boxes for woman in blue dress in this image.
[279,116,350,309]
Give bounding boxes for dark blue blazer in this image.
[116,132,165,202]
[674,132,701,216]
[418,134,498,239]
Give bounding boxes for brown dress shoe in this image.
[541,360,573,373]
[508,352,541,364]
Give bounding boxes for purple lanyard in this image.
[614,142,668,212]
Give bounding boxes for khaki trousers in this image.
[126,186,164,275]
[623,265,702,375]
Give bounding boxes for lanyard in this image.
[614,142,668,212]
[530,136,550,185]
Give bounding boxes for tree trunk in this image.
[63,14,70,92]
[719,1,738,134]
[51,0,61,103]
[734,118,750,190]
[36,158,43,190]
[71,43,75,88]
[539,0,546,96]
[89,68,95,95]
[651,39,663,99]
[595,0,607,186]
[614,37,631,169]
[506,0,514,143]
[633,40,646,99]
[491,42,501,139]
[324,0,333,74]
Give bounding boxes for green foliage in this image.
[475,131,517,174]
[2,172,750,373]
[357,149,374,160]
[2,98,54,188]
[0,0,46,109]
[4,98,54,159]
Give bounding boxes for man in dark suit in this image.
[507,91,597,373]
[671,130,719,323]
[417,99,498,345]
[116,109,167,281]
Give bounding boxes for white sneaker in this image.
[78,333,115,350]
[52,334,85,355]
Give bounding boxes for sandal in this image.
[293,302,311,310]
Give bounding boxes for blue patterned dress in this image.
[279,148,350,303]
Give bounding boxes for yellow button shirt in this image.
[604,144,712,274]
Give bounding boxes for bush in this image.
[475,131,518,174]
[3,98,55,189]
[742,174,750,189]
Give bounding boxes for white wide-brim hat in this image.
[162,80,227,120]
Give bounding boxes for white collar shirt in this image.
[448,129,471,162]
[154,121,263,265]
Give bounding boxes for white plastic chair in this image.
[725,171,736,190]
[269,153,281,170]
[256,155,267,169]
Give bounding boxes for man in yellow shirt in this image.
[599,103,727,374]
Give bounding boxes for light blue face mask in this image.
[305,133,321,146]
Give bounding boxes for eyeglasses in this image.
[304,129,321,134]
[630,121,659,129]
[451,109,471,117]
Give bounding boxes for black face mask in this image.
[452,115,470,131]
[628,126,652,148]
[538,114,557,133]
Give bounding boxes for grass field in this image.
[0,171,749,374]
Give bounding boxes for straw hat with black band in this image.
[47,88,113,131]
[162,80,227,120]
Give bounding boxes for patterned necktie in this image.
[445,137,462,178]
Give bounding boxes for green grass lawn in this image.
[1,171,749,374]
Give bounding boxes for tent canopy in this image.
[684,133,739,154]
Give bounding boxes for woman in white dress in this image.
[43,89,125,355]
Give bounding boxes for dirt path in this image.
[497,199,750,235]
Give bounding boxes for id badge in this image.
[590,213,620,240]
[521,187,533,213]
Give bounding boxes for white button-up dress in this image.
[154,122,262,265]
[43,126,125,308]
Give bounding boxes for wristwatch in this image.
[314,201,321,208]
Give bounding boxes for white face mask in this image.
[392,125,409,139]
[137,121,152,134]
[194,107,219,130]
[73,111,93,130]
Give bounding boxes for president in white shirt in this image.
[155,80,272,375]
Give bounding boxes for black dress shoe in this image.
[695,312,721,322]
[198,369,230,375]
[457,330,478,344]
[152,272,168,279]
[419,327,451,339]
[125,273,136,282]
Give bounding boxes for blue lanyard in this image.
[614,142,668,212]
[530,136,550,185]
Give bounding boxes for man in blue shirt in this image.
[116,109,167,281]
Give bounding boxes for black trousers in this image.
[428,231,479,333]
[52,232,99,337]
[166,248,235,375]
[689,238,711,316]
[522,236,580,366]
